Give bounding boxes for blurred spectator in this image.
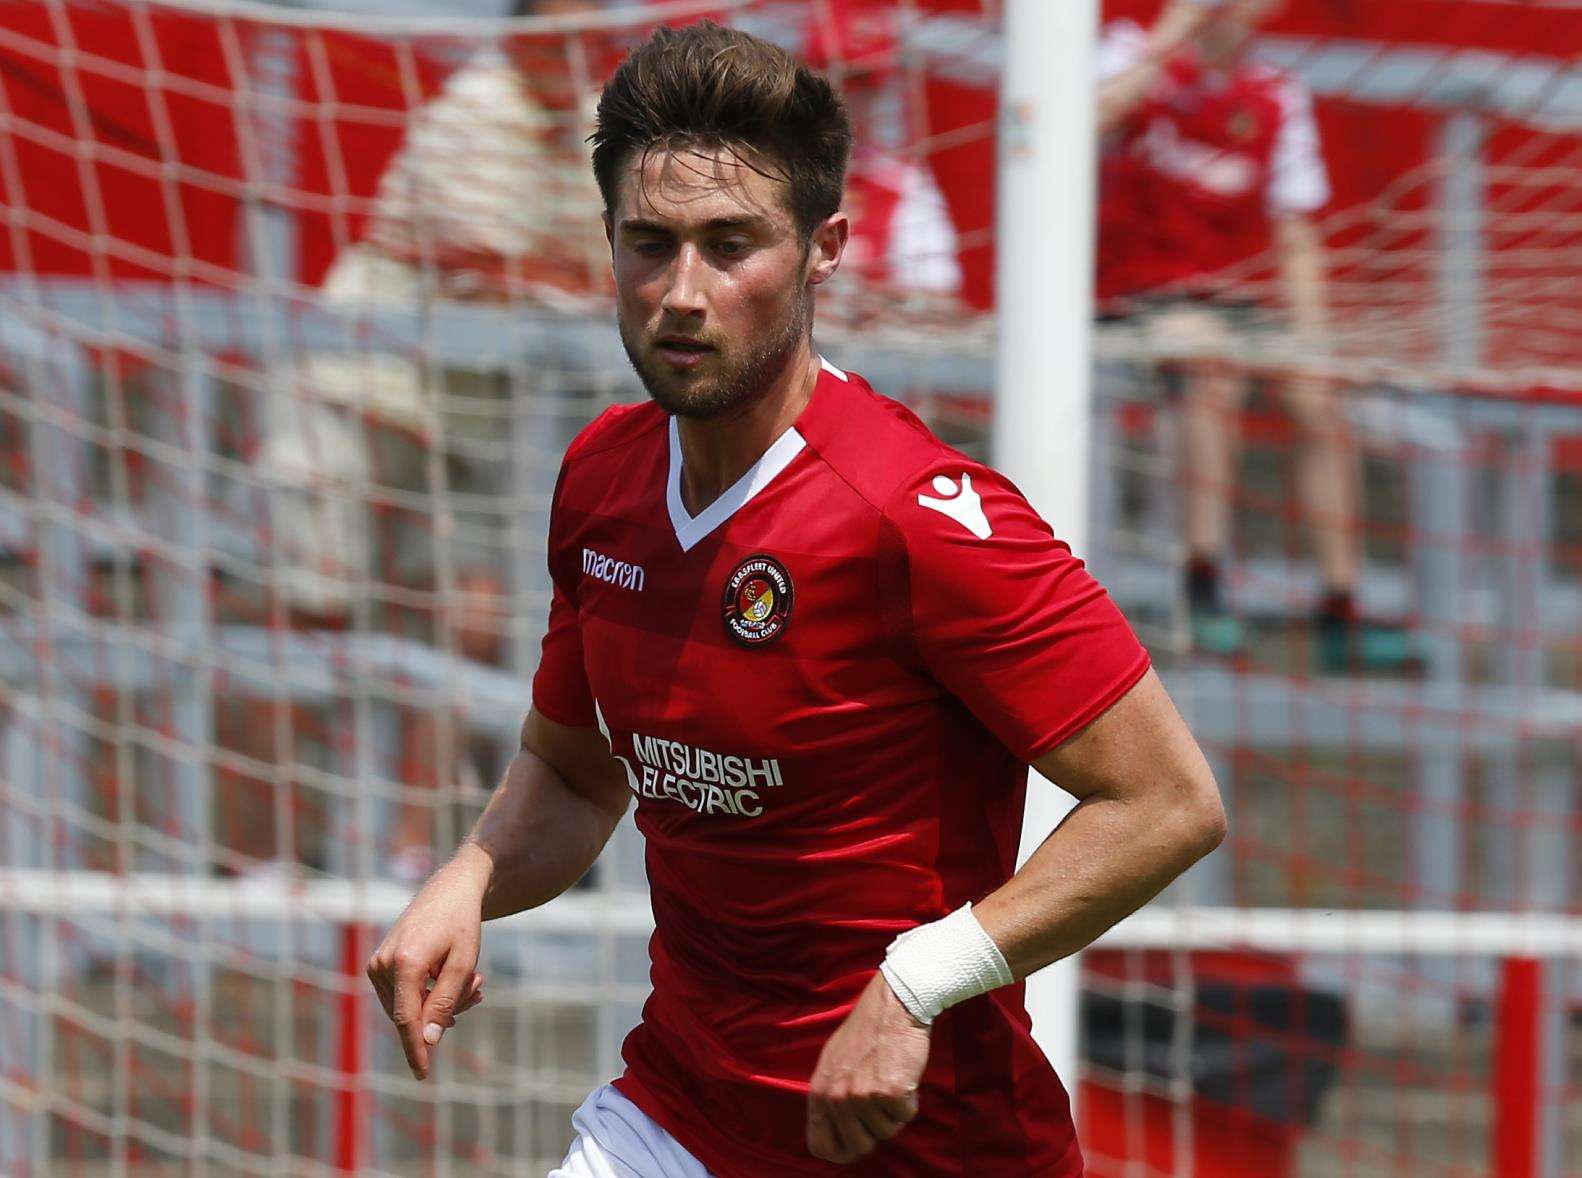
[342,0,609,306]
[260,0,607,626]
[805,1,963,313]
[1097,0,1412,671]
[842,148,962,300]
[245,0,606,877]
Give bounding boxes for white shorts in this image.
[550,1084,714,1178]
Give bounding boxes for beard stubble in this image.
[620,288,810,421]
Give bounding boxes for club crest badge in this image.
[722,554,794,647]
[1228,109,1260,144]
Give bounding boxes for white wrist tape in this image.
[878,903,1013,1026]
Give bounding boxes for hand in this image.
[366,844,492,1080]
[806,972,932,1165]
[1152,0,1223,52]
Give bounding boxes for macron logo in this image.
[918,473,992,539]
[582,547,645,591]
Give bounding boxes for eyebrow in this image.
[617,215,768,234]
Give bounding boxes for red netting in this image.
[0,1,1576,1174]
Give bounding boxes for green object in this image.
[1316,618,1420,674]
[1191,607,1245,656]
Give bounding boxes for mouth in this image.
[654,336,715,369]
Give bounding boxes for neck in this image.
[1197,37,1249,72]
[674,341,819,517]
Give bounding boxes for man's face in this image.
[607,146,842,420]
[1198,0,1286,63]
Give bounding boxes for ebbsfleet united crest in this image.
[722,554,794,646]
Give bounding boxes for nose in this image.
[660,243,707,318]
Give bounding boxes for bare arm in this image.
[1097,2,1217,135]
[1275,212,1328,342]
[973,668,1226,976]
[366,709,629,1079]
[468,709,631,919]
[806,669,1223,1165]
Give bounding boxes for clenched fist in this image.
[366,843,491,1080]
[806,972,931,1164]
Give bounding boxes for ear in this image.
[805,212,850,289]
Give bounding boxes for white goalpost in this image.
[995,0,1101,1109]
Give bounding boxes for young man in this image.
[1098,0,1411,671]
[367,22,1225,1176]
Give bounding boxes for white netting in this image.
[0,2,996,1171]
[0,0,1578,1174]
[1085,3,1582,1175]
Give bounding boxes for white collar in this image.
[666,416,807,553]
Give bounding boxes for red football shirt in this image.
[1095,20,1330,303]
[532,360,1150,1176]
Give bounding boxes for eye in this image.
[630,238,670,258]
[714,238,751,258]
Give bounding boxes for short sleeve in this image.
[529,465,597,728]
[1267,78,1331,215]
[531,580,596,727]
[886,463,1151,762]
[1095,20,1148,83]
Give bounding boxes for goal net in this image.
[0,0,1576,1174]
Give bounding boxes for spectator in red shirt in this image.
[805,0,963,314]
[1098,0,1413,671]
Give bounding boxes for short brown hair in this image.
[590,21,852,238]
